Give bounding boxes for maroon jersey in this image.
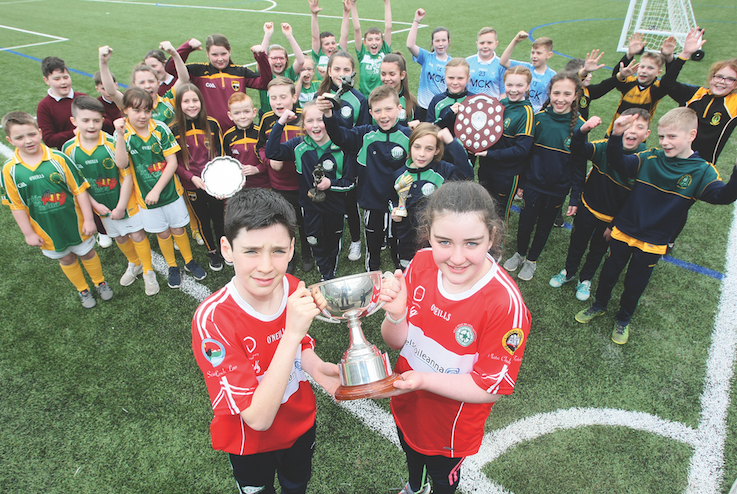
[223,124,270,189]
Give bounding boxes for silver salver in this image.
[201,156,246,199]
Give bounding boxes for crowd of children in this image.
[4,2,737,492]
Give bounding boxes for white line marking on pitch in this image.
[0,23,68,51]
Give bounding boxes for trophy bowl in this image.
[309,271,400,400]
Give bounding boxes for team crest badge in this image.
[504,117,511,130]
[421,182,436,196]
[580,95,589,108]
[413,286,425,302]
[163,107,174,120]
[102,157,115,170]
[399,108,407,120]
[307,236,318,245]
[152,142,161,155]
[391,146,404,160]
[711,112,722,126]
[322,159,335,172]
[454,325,476,347]
[49,172,63,184]
[503,328,524,355]
[677,174,692,189]
[231,81,240,92]
[341,106,352,118]
[202,338,226,367]
[564,137,572,150]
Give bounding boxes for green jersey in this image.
[62,133,136,219]
[153,90,176,126]
[1,145,91,252]
[311,49,329,81]
[121,119,181,209]
[356,42,390,96]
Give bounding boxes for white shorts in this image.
[101,214,145,238]
[137,196,190,234]
[42,236,96,260]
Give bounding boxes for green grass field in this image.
[2,0,737,492]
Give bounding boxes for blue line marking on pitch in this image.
[1,21,728,282]
[509,204,724,280]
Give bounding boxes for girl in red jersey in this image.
[170,83,226,271]
[380,181,531,494]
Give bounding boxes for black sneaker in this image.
[554,212,565,227]
[168,267,181,289]
[302,257,315,273]
[184,260,207,281]
[207,252,223,271]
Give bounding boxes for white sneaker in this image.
[517,260,537,281]
[348,240,362,261]
[120,262,143,286]
[576,280,591,301]
[143,270,160,296]
[173,240,180,251]
[503,252,525,272]
[97,233,113,248]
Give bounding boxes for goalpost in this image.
[617,0,704,59]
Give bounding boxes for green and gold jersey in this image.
[122,119,182,209]
[62,133,137,218]
[153,89,176,126]
[1,145,91,252]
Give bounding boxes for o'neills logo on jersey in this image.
[267,328,284,344]
[96,175,118,190]
[202,338,226,367]
[148,161,166,174]
[431,303,451,321]
[40,190,67,206]
[503,328,524,355]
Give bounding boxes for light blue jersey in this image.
[413,47,451,109]
[466,54,506,99]
[509,61,556,112]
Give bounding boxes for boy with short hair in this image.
[63,97,159,295]
[550,108,651,302]
[426,58,470,132]
[92,71,121,135]
[36,56,88,150]
[309,0,345,80]
[224,93,270,190]
[347,0,393,97]
[257,22,307,116]
[499,33,556,113]
[318,84,411,271]
[257,77,314,274]
[565,50,619,120]
[2,111,113,308]
[575,108,737,344]
[466,27,506,99]
[605,33,679,135]
[192,187,340,494]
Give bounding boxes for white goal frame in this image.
[617,0,698,54]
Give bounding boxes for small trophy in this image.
[307,163,327,203]
[323,72,356,111]
[393,174,414,218]
[309,272,400,401]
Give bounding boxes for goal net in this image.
[617,0,697,54]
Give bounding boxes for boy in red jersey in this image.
[192,187,339,494]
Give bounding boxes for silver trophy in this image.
[309,272,400,400]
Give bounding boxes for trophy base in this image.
[335,372,401,401]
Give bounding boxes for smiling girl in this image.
[380,180,530,494]
[503,72,586,281]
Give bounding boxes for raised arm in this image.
[98,46,124,108]
[160,41,190,92]
[606,114,643,179]
[661,27,706,104]
[499,31,528,69]
[348,0,361,50]
[165,38,200,75]
[309,0,322,55]
[570,117,600,159]
[113,118,129,170]
[261,21,275,52]
[282,23,305,74]
[406,8,425,58]
[384,0,392,47]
